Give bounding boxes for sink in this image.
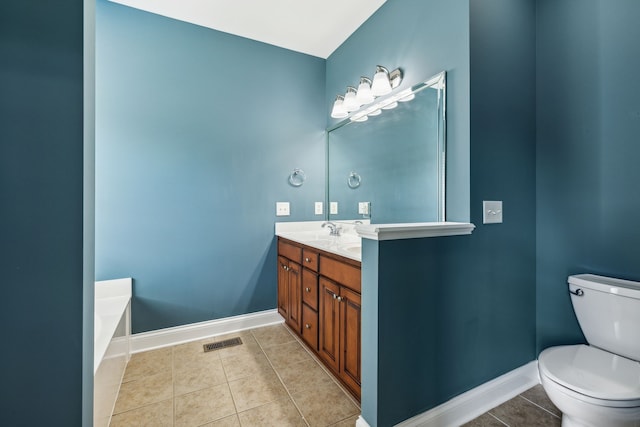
[342,244,362,255]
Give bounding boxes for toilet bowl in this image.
[538,274,640,427]
[539,344,640,427]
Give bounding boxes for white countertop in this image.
[275,221,363,262]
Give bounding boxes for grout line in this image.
[250,325,311,427]
[487,412,510,427]
[518,395,561,419]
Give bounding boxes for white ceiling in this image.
[109,0,387,59]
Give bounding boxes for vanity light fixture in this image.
[331,95,348,119]
[356,77,375,104]
[330,64,404,121]
[343,86,360,112]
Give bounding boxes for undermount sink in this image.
[342,244,362,254]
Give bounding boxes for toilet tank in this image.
[569,274,640,362]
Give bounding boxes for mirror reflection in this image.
[327,71,446,223]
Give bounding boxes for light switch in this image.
[314,202,323,215]
[483,201,503,224]
[276,202,290,216]
[330,202,338,215]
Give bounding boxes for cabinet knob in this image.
[332,293,338,299]
[305,257,311,263]
[305,323,311,329]
[282,264,289,271]
[305,287,311,292]
[337,296,343,302]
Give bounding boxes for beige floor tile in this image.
[221,351,275,382]
[229,371,289,412]
[520,384,562,417]
[174,339,221,369]
[109,399,173,427]
[292,380,359,427]
[201,414,241,426]
[238,397,306,427]
[251,324,295,348]
[489,397,561,427]
[278,358,335,395]
[175,383,236,427]
[123,347,172,382]
[174,357,228,396]
[216,334,263,360]
[263,341,312,370]
[113,369,173,414]
[328,415,360,427]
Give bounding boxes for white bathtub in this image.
[94,278,132,427]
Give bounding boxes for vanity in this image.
[276,222,362,399]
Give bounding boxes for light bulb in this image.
[356,77,374,105]
[371,65,392,96]
[331,95,348,118]
[343,86,360,112]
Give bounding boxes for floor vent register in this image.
[203,337,243,353]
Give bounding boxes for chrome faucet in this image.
[322,221,341,237]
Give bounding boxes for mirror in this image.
[327,71,446,223]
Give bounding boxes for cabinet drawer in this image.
[278,239,302,263]
[301,304,318,351]
[302,249,319,271]
[319,255,361,293]
[302,269,318,310]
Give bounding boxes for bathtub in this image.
[94,278,132,427]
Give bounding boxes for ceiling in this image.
[108,0,387,59]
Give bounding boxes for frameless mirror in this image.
[327,71,446,223]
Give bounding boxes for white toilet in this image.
[538,274,640,427]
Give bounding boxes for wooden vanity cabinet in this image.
[277,237,361,400]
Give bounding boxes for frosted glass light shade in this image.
[382,101,398,110]
[331,95,348,118]
[343,86,360,112]
[356,77,374,104]
[371,66,392,96]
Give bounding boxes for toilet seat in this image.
[539,344,640,408]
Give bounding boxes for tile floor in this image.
[463,384,562,427]
[110,324,360,427]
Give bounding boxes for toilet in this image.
[538,274,640,427]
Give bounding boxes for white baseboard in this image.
[130,309,283,353]
[391,360,539,427]
[356,415,370,427]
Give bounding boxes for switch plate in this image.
[358,202,370,215]
[483,201,503,224]
[276,202,290,216]
[314,202,323,215]
[330,202,338,215]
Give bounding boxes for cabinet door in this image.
[319,277,340,372]
[340,286,362,397]
[302,268,318,310]
[277,256,289,319]
[286,261,302,333]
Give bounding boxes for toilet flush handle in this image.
[569,288,584,297]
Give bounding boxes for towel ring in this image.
[288,168,306,187]
[347,171,361,189]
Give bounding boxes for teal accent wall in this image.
[0,0,89,425]
[330,1,537,425]
[536,0,640,351]
[95,0,326,333]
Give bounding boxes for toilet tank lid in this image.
[568,274,640,299]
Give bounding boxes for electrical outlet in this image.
[276,202,290,216]
[483,201,502,224]
[330,202,338,215]
[314,202,323,215]
[358,202,370,215]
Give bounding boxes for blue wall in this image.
[95,0,326,333]
[0,0,90,425]
[334,1,537,425]
[536,0,640,351]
